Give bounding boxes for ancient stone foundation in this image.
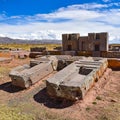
[46,58,108,101]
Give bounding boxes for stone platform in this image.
[46,58,108,101]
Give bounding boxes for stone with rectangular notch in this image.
[46,58,108,101]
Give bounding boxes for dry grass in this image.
[97,103,120,120]
[2,103,72,120]
[0,67,10,80]
[0,43,61,51]
[0,105,34,120]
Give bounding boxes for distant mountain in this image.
[0,30,61,41]
[0,37,62,44]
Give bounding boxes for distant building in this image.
[62,32,108,56]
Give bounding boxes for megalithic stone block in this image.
[30,55,72,71]
[30,57,50,67]
[9,61,53,88]
[46,58,108,101]
[48,55,72,71]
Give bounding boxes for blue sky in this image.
[0,0,120,43]
[0,0,104,15]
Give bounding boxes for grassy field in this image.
[0,43,62,51]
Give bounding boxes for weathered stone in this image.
[9,62,53,88]
[0,57,12,63]
[10,50,29,59]
[46,58,108,101]
[30,47,46,52]
[30,55,97,71]
[48,55,71,71]
[18,54,27,59]
[29,52,43,58]
[30,57,50,67]
[30,55,72,70]
[29,47,46,58]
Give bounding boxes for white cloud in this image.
[0,2,120,43]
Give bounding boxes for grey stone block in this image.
[30,57,50,67]
[9,61,53,88]
[30,55,72,71]
[46,58,108,101]
[48,55,71,71]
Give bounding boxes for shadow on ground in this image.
[0,82,23,93]
[33,88,74,109]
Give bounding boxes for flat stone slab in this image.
[46,58,108,101]
[0,57,12,63]
[9,61,53,88]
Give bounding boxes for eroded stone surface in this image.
[30,57,50,67]
[9,61,53,88]
[46,58,108,101]
[30,55,72,70]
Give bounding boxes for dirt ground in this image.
[0,57,120,120]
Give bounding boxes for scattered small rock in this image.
[92,101,97,105]
[96,96,102,100]
[110,99,117,102]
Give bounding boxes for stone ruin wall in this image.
[101,51,120,58]
[29,50,120,58]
